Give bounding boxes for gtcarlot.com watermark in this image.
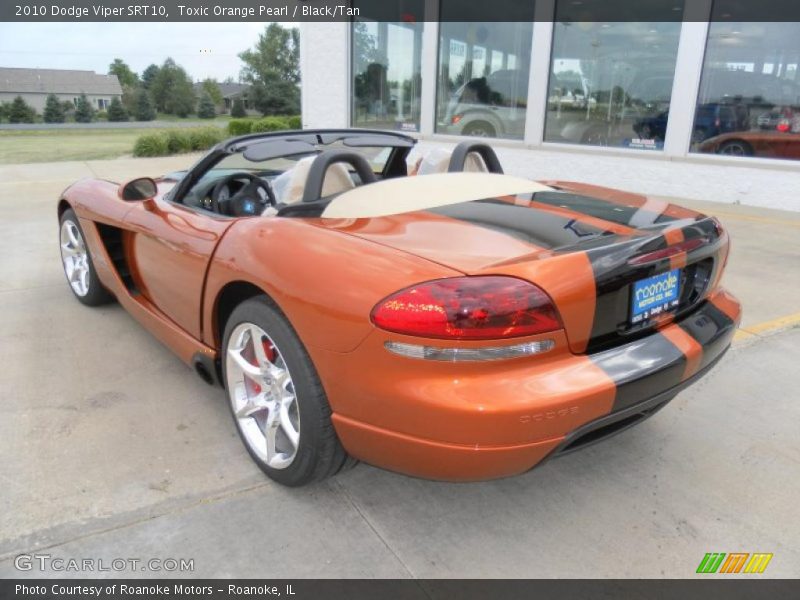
[14,553,194,573]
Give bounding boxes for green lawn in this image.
[0,128,154,164]
[0,121,227,164]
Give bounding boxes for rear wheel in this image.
[222,296,353,486]
[717,140,753,157]
[59,209,113,306]
[463,121,496,138]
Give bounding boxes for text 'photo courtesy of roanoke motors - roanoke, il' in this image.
[0,0,799,598]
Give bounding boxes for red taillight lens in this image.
[370,276,562,340]
[777,119,790,133]
[451,114,463,125]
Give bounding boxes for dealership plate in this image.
[630,268,681,325]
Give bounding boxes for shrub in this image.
[74,94,95,123]
[228,119,253,136]
[197,93,216,119]
[230,97,246,118]
[43,94,65,123]
[134,90,156,121]
[107,97,128,122]
[163,129,192,154]
[187,127,224,151]
[251,116,289,133]
[9,96,36,123]
[286,115,301,129]
[133,133,169,157]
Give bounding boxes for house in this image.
[0,67,122,112]
[193,81,252,113]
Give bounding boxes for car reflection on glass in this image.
[440,69,529,139]
[697,118,800,159]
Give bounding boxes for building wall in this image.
[300,9,800,212]
[0,92,121,112]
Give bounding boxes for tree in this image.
[74,94,95,123]
[134,89,156,121]
[108,59,138,88]
[238,24,300,116]
[43,94,65,123]
[9,96,36,123]
[201,78,223,106]
[107,97,128,121]
[239,24,299,85]
[197,93,216,119]
[150,58,195,116]
[141,64,159,90]
[0,103,9,122]
[230,97,246,118]
[250,75,300,116]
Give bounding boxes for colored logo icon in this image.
[696,553,773,574]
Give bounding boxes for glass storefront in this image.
[543,1,683,150]
[351,3,424,133]
[692,17,800,160]
[435,1,535,140]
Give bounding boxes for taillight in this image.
[777,119,790,133]
[451,114,463,125]
[370,276,562,340]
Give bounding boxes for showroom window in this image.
[543,0,684,150]
[692,8,800,160]
[435,1,535,140]
[350,2,424,133]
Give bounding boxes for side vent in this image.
[95,224,137,293]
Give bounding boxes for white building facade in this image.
[300,0,800,211]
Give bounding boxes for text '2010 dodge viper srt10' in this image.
[58,130,741,486]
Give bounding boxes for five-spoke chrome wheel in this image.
[60,219,90,297]
[225,322,300,469]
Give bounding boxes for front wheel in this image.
[59,209,113,306]
[222,296,353,486]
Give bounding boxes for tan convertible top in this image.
[320,172,554,219]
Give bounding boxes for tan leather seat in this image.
[273,156,356,205]
[415,148,489,175]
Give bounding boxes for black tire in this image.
[717,139,753,157]
[58,209,114,307]
[222,296,353,486]
[463,121,496,138]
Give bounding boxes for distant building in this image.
[193,81,253,114]
[0,67,122,112]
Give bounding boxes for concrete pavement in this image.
[0,156,798,578]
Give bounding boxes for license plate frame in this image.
[630,268,682,325]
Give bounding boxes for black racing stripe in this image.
[590,332,687,412]
[677,301,736,371]
[430,198,612,250]
[534,191,679,228]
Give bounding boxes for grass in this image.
[0,128,156,164]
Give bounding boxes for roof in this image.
[322,173,554,219]
[0,67,122,95]
[193,81,250,98]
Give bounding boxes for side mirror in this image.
[120,177,158,201]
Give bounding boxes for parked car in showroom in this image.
[57,131,740,486]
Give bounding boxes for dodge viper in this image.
[58,129,741,486]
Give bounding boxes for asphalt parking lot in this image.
[0,155,798,578]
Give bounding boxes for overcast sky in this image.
[0,22,290,81]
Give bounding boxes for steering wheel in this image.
[210,172,274,217]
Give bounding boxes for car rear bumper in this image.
[323,288,741,481]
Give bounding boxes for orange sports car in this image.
[58,130,741,486]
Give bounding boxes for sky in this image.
[0,22,288,81]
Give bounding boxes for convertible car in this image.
[58,129,741,486]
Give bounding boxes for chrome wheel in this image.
[719,141,752,157]
[225,322,300,469]
[60,219,90,297]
